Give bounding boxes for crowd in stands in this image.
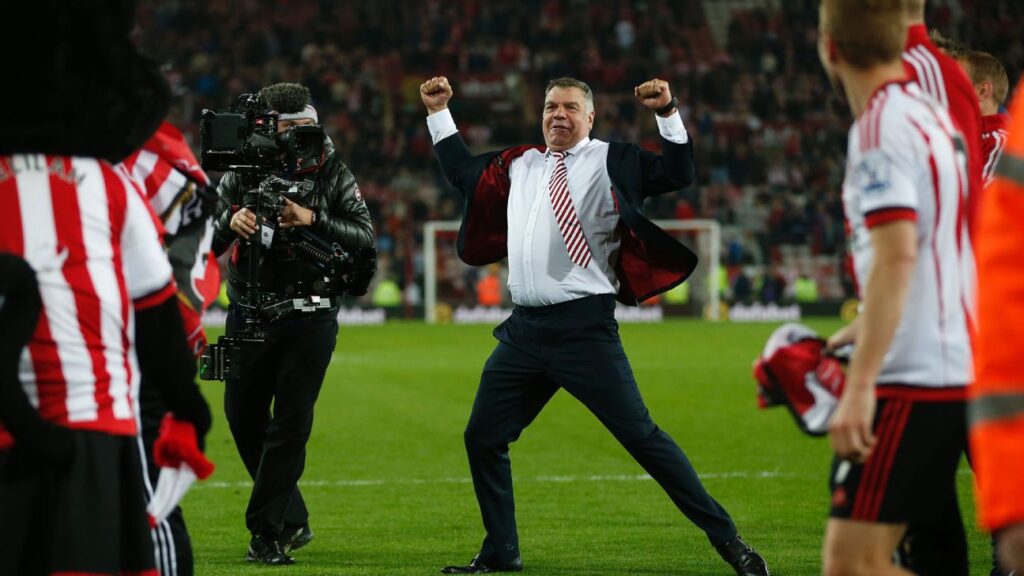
[137,0,1023,311]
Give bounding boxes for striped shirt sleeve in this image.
[120,174,174,308]
[851,149,919,228]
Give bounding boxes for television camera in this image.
[198,92,326,175]
[197,94,376,381]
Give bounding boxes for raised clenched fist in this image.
[634,79,675,116]
[420,76,454,115]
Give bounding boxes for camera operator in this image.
[211,82,374,565]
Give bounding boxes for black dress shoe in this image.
[441,555,523,574]
[715,536,769,576]
[246,533,295,566]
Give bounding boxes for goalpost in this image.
[423,219,721,323]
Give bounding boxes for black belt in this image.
[512,293,616,317]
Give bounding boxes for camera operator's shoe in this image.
[715,536,769,576]
[281,524,314,554]
[441,555,523,574]
[246,534,294,565]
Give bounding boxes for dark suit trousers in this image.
[223,306,337,538]
[465,294,737,564]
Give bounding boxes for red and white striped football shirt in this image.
[903,24,984,235]
[119,121,219,355]
[0,155,174,446]
[843,82,972,396]
[981,113,1010,188]
[119,122,211,246]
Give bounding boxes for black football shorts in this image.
[0,429,157,575]
[828,397,966,523]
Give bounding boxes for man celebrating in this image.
[420,76,768,576]
[818,1,973,574]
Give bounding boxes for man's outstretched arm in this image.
[421,76,474,186]
[634,79,695,195]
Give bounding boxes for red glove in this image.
[153,414,215,479]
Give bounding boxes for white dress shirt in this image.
[427,108,689,306]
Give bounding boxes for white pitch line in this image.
[195,470,793,490]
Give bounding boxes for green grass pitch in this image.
[188,318,992,575]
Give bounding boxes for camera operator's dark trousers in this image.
[224,306,338,538]
[466,294,737,565]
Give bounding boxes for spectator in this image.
[475,264,504,307]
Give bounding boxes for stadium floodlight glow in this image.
[423,219,721,323]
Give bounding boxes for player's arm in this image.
[134,296,215,526]
[134,297,212,432]
[829,220,917,461]
[827,316,862,351]
[634,78,695,195]
[420,76,475,187]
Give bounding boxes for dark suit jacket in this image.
[434,132,699,305]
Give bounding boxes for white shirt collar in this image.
[546,136,591,158]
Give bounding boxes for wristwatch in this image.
[656,97,679,116]
[310,210,317,226]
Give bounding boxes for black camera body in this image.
[198,95,377,381]
[198,176,376,380]
[199,93,325,175]
[198,334,263,381]
[242,176,373,305]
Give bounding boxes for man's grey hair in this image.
[545,78,594,114]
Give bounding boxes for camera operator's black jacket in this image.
[212,137,374,308]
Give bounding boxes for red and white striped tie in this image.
[548,151,592,268]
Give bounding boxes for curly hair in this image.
[259,82,311,113]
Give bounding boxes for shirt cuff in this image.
[426,108,459,144]
[656,111,689,144]
[864,207,917,229]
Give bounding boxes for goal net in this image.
[422,219,721,323]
